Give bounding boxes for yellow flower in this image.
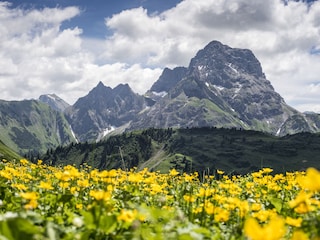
[285,217,303,227]
[204,202,215,215]
[77,179,90,188]
[261,168,273,174]
[20,192,39,210]
[20,159,29,165]
[291,230,309,240]
[128,173,143,183]
[183,195,196,203]
[214,208,230,222]
[217,170,224,175]
[89,190,111,202]
[39,181,54,190]
[20,192,38,201]
[76,203,83,210]
[11,183,27,191]
[289,191,315,213]
[24,200,38,210]
[251,203,262,212]
[244,216,286,240]
[59,182,70,189]
[169,169,179,176]
[117,209,137,223]
[299,167,320,191]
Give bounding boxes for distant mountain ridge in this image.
[0,100,75,155]
[1,40,320,154]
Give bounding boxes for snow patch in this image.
[213,85,225,91]
[96,126,116,142]
[69,125,79,144]
[102,126,116,138]
[152,91,167,97]
[205,82,210,87]
[227,63,238,73]
[198,65,204,71]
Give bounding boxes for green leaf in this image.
[80,211,95,230]
[100,215,117,234]
[268,196,283,213]
[0,221,14,240]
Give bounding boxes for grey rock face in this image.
[65,82,145,142]
[39,94,70,112]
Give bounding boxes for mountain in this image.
[2,40,320,155]
[65,82,146,142]
[41,127,320,174]
[0,100,76,155]
[39,94,70,112]
[129,41,311,135]
[146,67,188,100]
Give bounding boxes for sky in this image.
[1,0,320,113]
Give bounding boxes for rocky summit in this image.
[65,82,146,142]
[129,40,313,134]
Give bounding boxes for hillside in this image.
[0,100,76,155]
[0,140,21,160]
[41,127,320,174]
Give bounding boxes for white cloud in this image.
[0,3,162,104]
[103,0,320,112]
[1,0,320,113]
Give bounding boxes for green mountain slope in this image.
[0,140,21,160]
[0,100,76,155]
[41,127,320,174]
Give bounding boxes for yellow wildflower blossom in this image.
[285,217,303,227]
[39,181,54,190]
[299,167,320,191]
[291,230,309,240]
[89,189,111,202]
[244,216,286,240]
[183,195,196,203]
[20,192,38,201]
[117,209,137,223]
[217,170,224,175]
[11,183,27,191]
[214,207,230,222]
[20,159,29,165]
[169,169,179,176]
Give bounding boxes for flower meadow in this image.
[0,159,320,239]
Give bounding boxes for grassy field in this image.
[0,159,319,239]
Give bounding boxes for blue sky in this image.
[10,0,182,38]
[1,0,320,113]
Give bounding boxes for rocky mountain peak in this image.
[150,67,187,93]
[113,83,133,96]
[189,40,265,80]
[38,94,70,112]
[66,82,145,142]
[129,40,301,134]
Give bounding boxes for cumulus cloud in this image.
[0,3,161,104]
[103,0,320,112]
[1,0,320,112]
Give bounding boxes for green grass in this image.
[0,140,22,160]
